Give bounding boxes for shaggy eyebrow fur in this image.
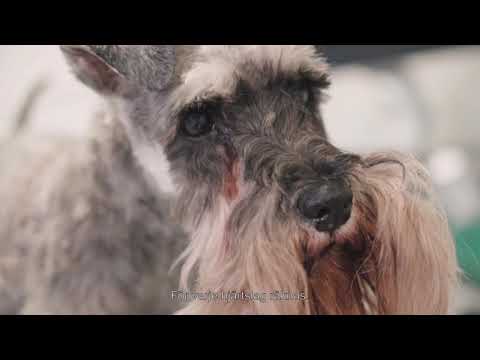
[170,45,330,111]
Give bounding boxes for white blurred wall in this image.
[0,45,101,141]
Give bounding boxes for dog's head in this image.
[63,45,459,315]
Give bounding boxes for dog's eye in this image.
[181,109,214,137]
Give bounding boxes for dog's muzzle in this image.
[297,180,353,233]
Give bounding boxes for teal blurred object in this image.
[454,219,480,285]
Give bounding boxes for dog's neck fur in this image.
[89,106,176,219]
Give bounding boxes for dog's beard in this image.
[174,152,459,315]
[340,152,459,314]
[173,179,314,315]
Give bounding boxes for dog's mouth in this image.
[300,204,360,270]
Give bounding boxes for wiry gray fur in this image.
[0,100,187,315]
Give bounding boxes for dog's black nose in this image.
[297,181,353,232]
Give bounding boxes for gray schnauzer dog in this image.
[1,45,459,315]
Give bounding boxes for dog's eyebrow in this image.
[174,93,228,116]
[170,85,236,116]
[173,46,330,109]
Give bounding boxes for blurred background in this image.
[1,45,479,314]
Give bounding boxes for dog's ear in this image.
[61,45,176,95]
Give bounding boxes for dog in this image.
[1,45,459,315]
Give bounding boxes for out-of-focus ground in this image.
[1,45,479,314]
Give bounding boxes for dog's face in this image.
[63,45,357,244]
[164,46,359,250]
[63,45,458,315]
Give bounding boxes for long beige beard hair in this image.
[174,152,459,315]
